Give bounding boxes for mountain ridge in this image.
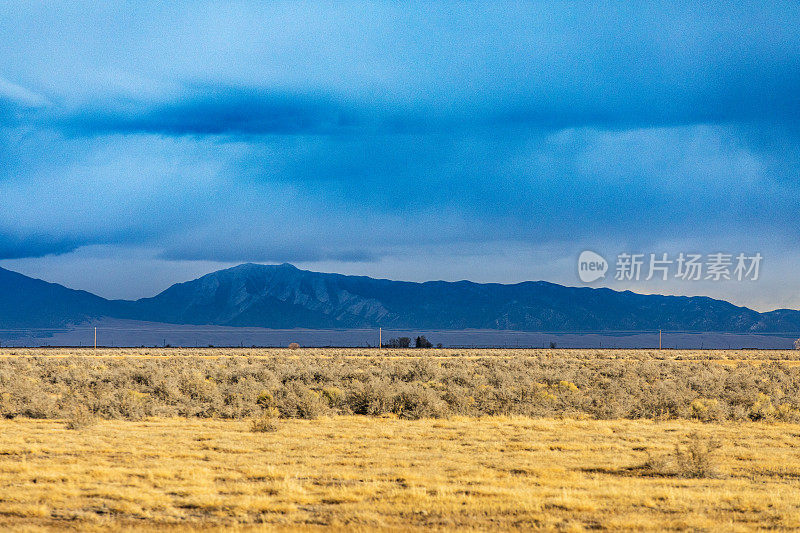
[1,263,799,332]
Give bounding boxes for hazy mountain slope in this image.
[0,267,115,328]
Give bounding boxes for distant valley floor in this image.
[1,317,798,349]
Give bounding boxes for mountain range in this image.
[1,262,799,332]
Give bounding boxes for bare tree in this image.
[384,337,411,348]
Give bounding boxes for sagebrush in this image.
[0,351,798,421]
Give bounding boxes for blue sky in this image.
[1,1,799,310]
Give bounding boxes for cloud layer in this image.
[0,1,799,309]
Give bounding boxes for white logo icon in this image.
[578,251,608,283]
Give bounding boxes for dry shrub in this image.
[321,386,345,409]
[690,398,724,422]
[250,417,278,432]
[775,402,800,422]
[637,432,722,479]
[275,383,326,419]
[675,432,722,478]
[391,386,449,419]
[640,450,671,475]
[346,382,389,415]
[749,393,776,421]
[256,391,275,410]
[65,405,97,430]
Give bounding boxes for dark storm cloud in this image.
[36,60,800,139]
[56,88,362,137]
[0,234,84,260]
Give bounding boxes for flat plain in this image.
[0,348,799,531]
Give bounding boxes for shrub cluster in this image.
[0,355,798,422]
[640,432,723,478]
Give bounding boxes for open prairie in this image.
[1,348,799,531]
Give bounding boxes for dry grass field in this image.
[3,346,800,361]
[0,348,799,530]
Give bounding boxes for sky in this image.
[0,1,799,311]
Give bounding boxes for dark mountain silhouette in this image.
[2,263,800,332]
[0,267,116,328]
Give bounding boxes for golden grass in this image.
[2,346,800,363]
[0,416,799,531]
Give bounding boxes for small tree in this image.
[794,338,800,350]
[415,335,433,348]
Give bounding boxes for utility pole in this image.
[659,329,662,350]
[94,327,97,350]
[379,327,382,349]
